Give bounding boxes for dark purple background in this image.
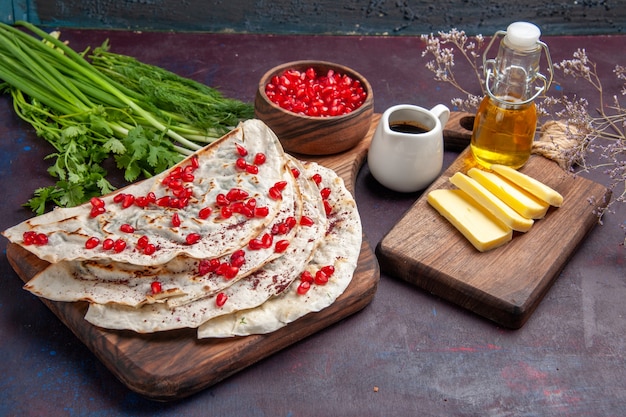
[1,31,624,416]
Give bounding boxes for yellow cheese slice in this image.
[491,164,564,207]
[427,189,512,252]
[449,172,534,232]
[467,168,550,219]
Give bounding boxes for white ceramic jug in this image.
[368,104,450,192]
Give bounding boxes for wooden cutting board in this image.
[6,119,384,401]
[376,136,611,329]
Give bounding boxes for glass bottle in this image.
[470,22,553,169]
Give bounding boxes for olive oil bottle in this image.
[470,22,552,169]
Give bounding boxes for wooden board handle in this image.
[443,112,474,152]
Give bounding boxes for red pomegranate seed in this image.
[235,157,248,170]
[24,232,35,245]
[216,194,229,206]
[197,260,211,275]
[146,192,157,203]
[315,270,329,285]
[248,238,264,250]
[274,181,288,191]
[172,213,181,227]
[223,265,239,279]
[156,196,171,207]
[291,167,301,178]
[297,281,311,295]
[169,167,182,179]
[227,188,249,201]
[320,187,332,199]
[113,193,125,204]
[235,143,248,156]
[268,186,282,200]
[230,255,245,268]
[254,153,266,165]
[240,205,254,218]
[246,198,257,209]
[285,216,297,229]
[246,164,259,175]
[178,197,189,208]
[85,236,100,249]
[274,240,289,253]
[120,194,134,209]
[190,155,200,170]
[168,179,183,190]
[186,233,201,245]
[34,233,48,245]
[216,292,228,307]
[272,222,289,235]
[198,258,220,275]
[151,281,162,294]
[137,235,149,248]
[22,231,36,245]
[120,223,134,233]
[113,239,126,253]
[181,172,194,182]
[321,265,336,276]
[220,206,233,219]
[216,262,230,276]
[144,243,156,255]
[231,249,245,260]
[300,270,314,283]
[311,174,322,185]
[198,207,212,219]
[169,197,181,209]
[90,206,105,217]
[102,238,114,250]
[300,216,314,226]
[254,206,269,217]
[324,200,333,216]
[90,197,105,208]
[261,233,273,248]
[134,196,149,207]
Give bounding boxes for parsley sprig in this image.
[0,21,254,214]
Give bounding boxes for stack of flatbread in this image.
[3,120,362,338]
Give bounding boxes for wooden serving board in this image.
[6,120,382,401]
[376,142,611,329]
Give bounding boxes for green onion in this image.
[0,21,254,214]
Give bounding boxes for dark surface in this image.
[1,30,625,416]
[5,0,625,35]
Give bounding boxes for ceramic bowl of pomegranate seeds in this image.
[255,60,374,155]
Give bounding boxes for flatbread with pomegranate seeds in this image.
[84,158,361,335]
[3,120,289,266]
[4,119,362,339]
[197,162,361,338]
[23,156,313,309]
[83,158,329,332]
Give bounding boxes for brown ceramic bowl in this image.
[255,60,374,155]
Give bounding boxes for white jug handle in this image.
[430,104,450,128]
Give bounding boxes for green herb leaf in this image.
[1,21,253,214]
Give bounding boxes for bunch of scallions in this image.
[0,21,255,214]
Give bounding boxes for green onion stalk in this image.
[0,21,254,214]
